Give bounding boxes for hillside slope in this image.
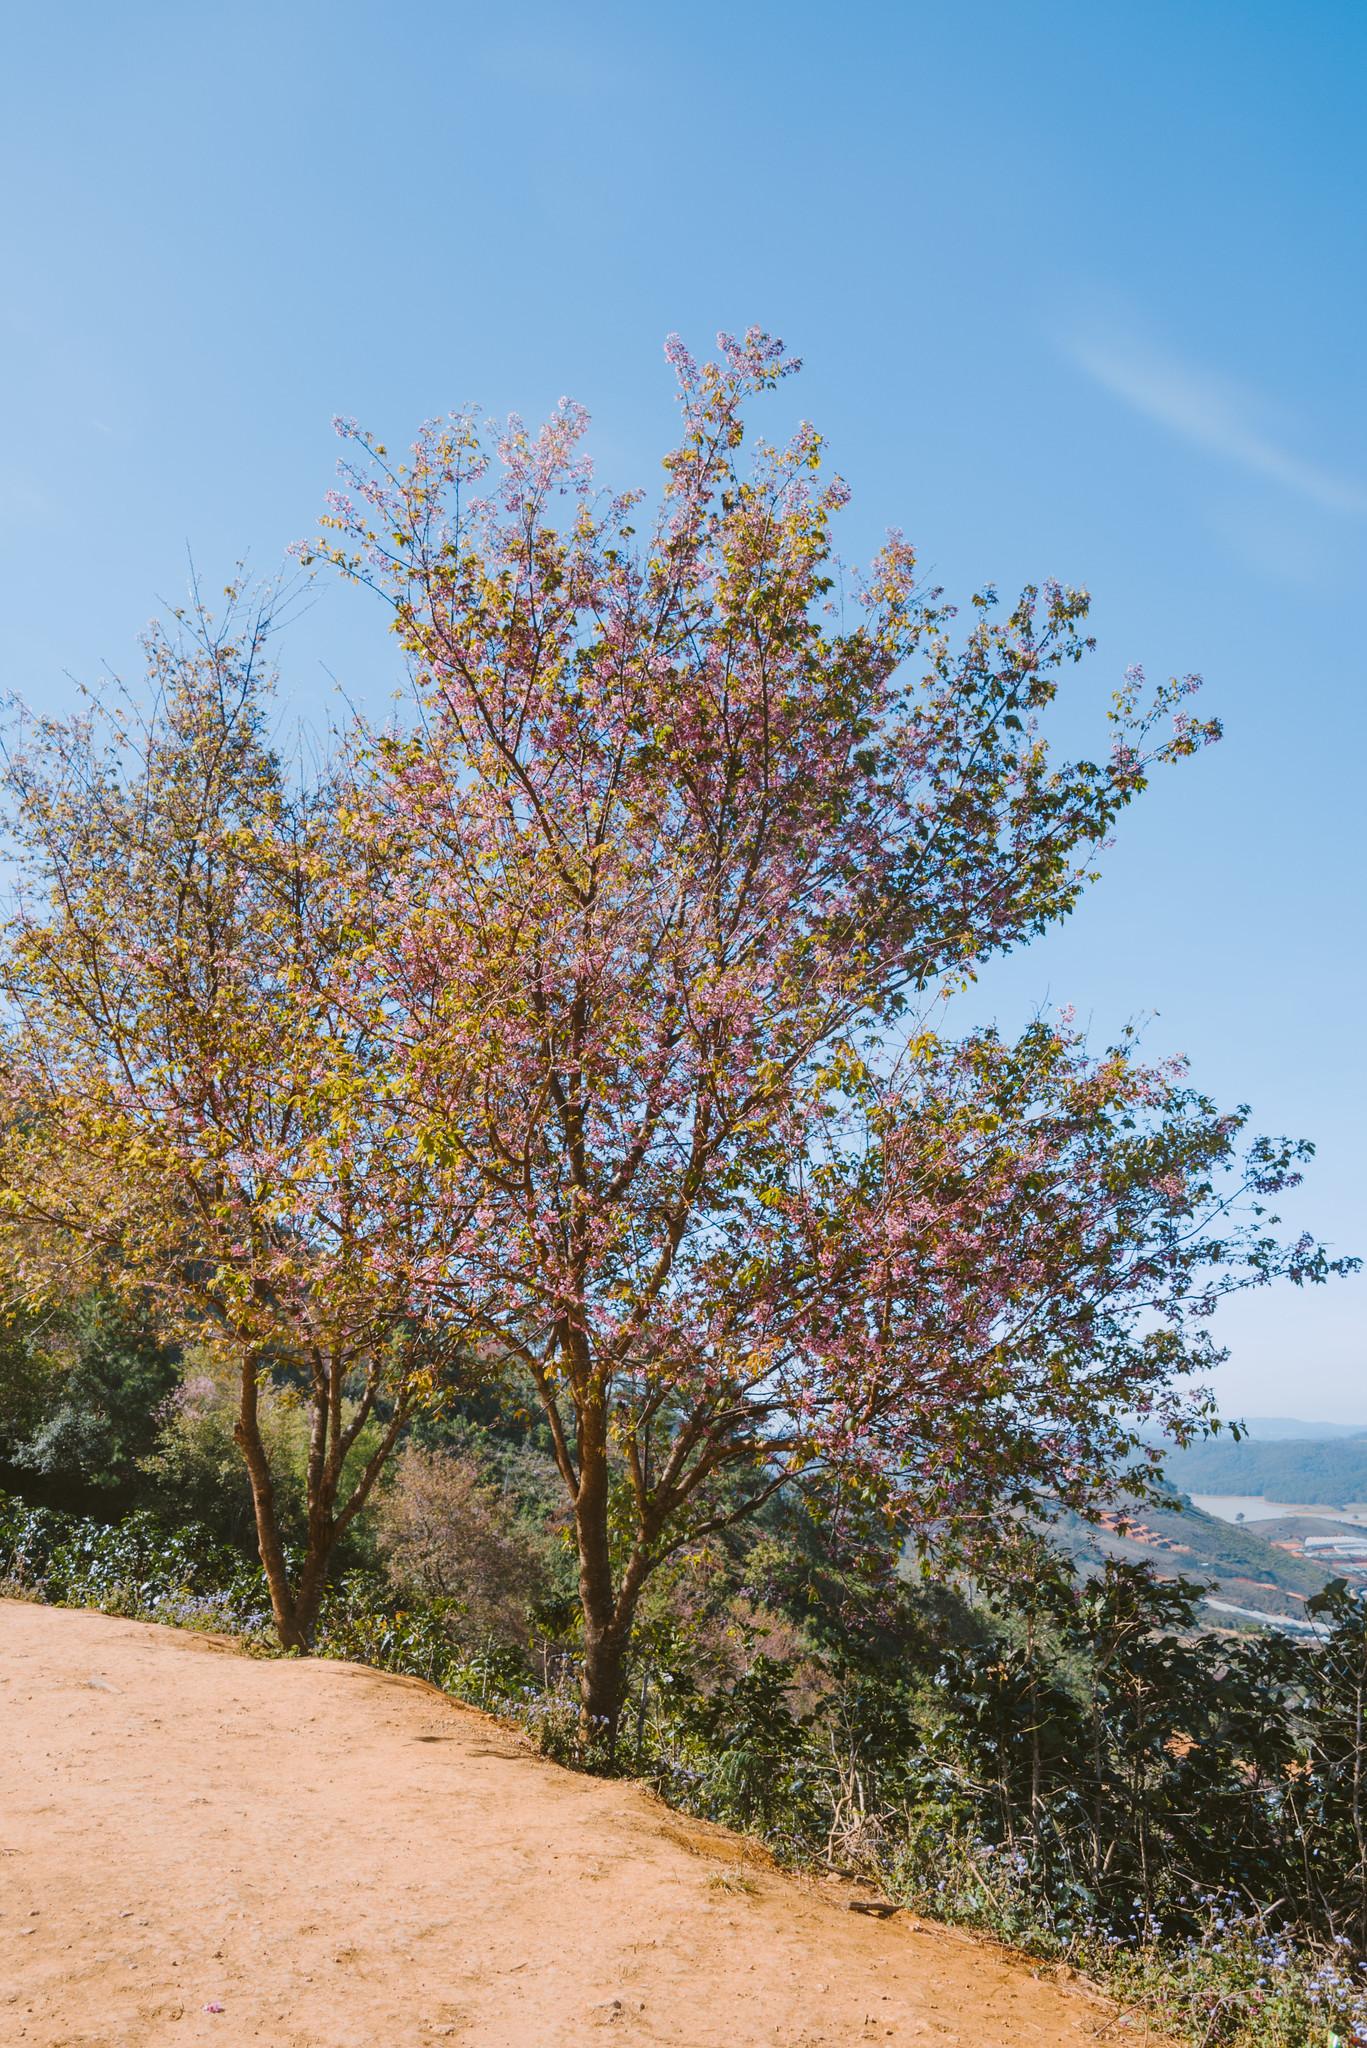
[0,1600,1138,2048]
[1052,1494,1335,1625]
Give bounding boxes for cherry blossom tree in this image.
[0,589,473,1647]
[309,330,1345,1736]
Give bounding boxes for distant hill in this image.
[1236,1417,1367,1441]
[1162,1436,1367,1507]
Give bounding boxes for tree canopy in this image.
[0,332,1348,1701]
[298,330,1339,1725]
[0,593,473,1643]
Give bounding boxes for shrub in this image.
[374,1442,561,1652]
[0,1489,271,1634]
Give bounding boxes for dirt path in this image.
[0,1599,1152,2048]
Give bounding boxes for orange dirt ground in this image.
[0,1599,1165,2047]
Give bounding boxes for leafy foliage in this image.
[0,1292,180,1508]
[0,1489,271,1633]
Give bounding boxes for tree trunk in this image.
[573,1405,632,1752]
[234,1363,306,1649]
[236,1462,337,1651]
[233,1349,333,1651]
[291,1527,335,1644]
[233,1349,406,1651]
[293,1346,343,1641]
[580,1617,629,1751]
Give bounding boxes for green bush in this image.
[0,1489,271,1632]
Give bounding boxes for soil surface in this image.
[0,1599,1159,2047]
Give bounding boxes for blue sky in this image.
[2,1,1363,1419]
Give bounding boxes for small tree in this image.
[310,331,1346,1736]
[0,588,471,1646]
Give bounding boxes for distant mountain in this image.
[1135,1416,1366,1452]
[1236,1418,1367,1441]
[1162,1436,1367,1507]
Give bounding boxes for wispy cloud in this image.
[0,471,59,532]
[1062,328,1367,517]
